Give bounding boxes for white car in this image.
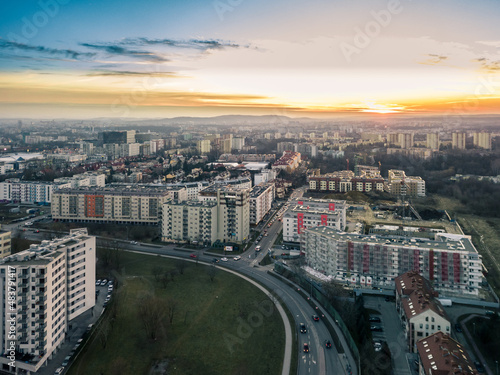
[221,257,228,262]
[54,367,65,375]
[233,256,241,261]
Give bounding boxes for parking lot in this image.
[364,295,412,375]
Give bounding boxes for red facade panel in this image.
[297,213,304,234]
[453,253,461,283]
[429,249,434,280]
[413,249,420,273]
[321,215,328,226]
[363,244,370,273]
[348,241,354,271]
[441,252,448,282]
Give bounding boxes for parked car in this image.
[474,361,486,373]
[369,316,381,323]
[54,367,65,375]
[370,325,383,332]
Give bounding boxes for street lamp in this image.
[495,360,498,375]
[473,322,476,335]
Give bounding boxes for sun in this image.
[360,102,407,114]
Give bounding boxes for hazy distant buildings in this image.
[452,132,466,149]
[100,130,136,144]
[272,151,301,172]
[399,133,414,149]
[426,133,440,150]
[473,132,492,150]
[197,140,211,154]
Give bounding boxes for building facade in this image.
[387,170,426,197]
[0,180,72,204]
[0,226,11,259]
[303,227,483,295]
[452,132,466,150]
[0,229,95,373]
[52,184,186,224]
[283,199,346,243]
[308,170,384,193]
[249,184,275,225]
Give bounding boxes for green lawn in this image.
[69,251,285,375]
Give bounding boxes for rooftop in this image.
[305,226,478,254]
[417,332,477,375]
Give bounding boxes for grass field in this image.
[69,251,285,375]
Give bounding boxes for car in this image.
[369,316,381,323]
[95,290,100,296]
[35,229,40,233]
[189,254,197,259]
[303,343,309,353]
[485,310,497,317]
[100,279,108,286]
[325,340,332,349]
[300,323,307,333]
[212,258,219,263]
[221,257,228,262]
[312,315,319,322]
[108,286,114,292]
[255,246,261,252]
[454,323,462,333]
[233,256,241,261]
[370,325,383,332]
[62,355,71,366]
[96,279,101,286]
[54,367,65,375]
[130,241,138,245]
[474,361,486,373]
[373,340,383,352]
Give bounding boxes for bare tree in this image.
[138,295,167,340]
[169,268,178,282]
[175,259,187,275]
[160,271,170,289]
[207,264,218,282]
[152,266,164,282]
[167,298,178,325]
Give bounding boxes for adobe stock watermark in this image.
[7,0,70,44]
[110,66,167,118]
[223,291,284,354]
[443,73,500,128]
[213,0,244,21]
[340,0,406,63]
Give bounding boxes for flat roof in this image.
[305,226,478,254]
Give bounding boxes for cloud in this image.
[476,41,500,48]
[419,53,448,65]
[85,70,183,78]
[473,57,500,72]
[122,37,249,51]
[0,39,96,60]
[79,43,169,62]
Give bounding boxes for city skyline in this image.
[1,0,500,118]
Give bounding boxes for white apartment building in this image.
[197,140,211,154]
[0,227,11,259]
[473,132,492,150]
[303,227,483,295]
[452,132,466,149]
[254,169,277,186]
[249,184,275,225]
[0,229,95,374]
[162,200,218,245]
[52,184,186,224]
[0,180,72,204]
[165,181,210,201]
[426,133,440,151]
[395,271,450,352]
[198,185,250,243]
[387,170,426,197]
[283,199,346,243]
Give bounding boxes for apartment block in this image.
[426,133,440,150]
[272,151,301,172]
[197,140,211,154]
[52,184,186,224]
[387,170,426,197]
[308,170,384,193]
[416,332,477,375]
[198,185,250,243]
[162,200,218,245]
[452,132,466,150]
[249,184,275,225]
[473,132,492,150]
[283,199,346,243]
[0,226,11,259]
[303,227,483,295]
[395,271,450,352]
[0,180,72,204]
[399,133,414,149]
[0,229,95,373]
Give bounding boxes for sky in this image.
[1,0,500,119]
